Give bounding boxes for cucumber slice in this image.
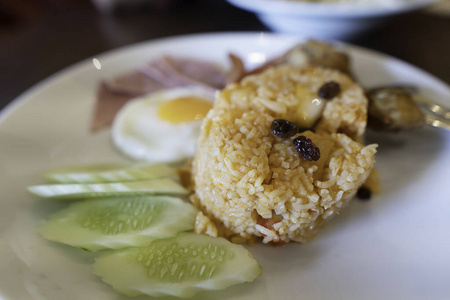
[93,233,262,298]
[28,178,188,200]
[39,196,197,251]
[42,163,177,184]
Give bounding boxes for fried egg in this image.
[111,87,214,163]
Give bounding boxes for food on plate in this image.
[191,65,377,244]
[111,87,214,163]
[28,177,188,200]
[42,163,176,183]
[366,86,425,132]
[91,56,225,131]
[93,233,261,298]
[39,196,198,251]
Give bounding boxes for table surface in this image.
[1,0,449,113]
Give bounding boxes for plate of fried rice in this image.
[0,32,449,300]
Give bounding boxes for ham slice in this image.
[91,83,134,132]
[164,56,225,89]
[139,57,223,92]
[104,71,166,97]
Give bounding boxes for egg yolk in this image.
[157,96,213,123]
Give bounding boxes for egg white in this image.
[111,87,214,163]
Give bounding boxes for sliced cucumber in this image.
[42,163,177,184]
[39,196,197,251]
[93,233,262,298]
[28,178,187,200]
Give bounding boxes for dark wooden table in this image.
[1,0,449,112]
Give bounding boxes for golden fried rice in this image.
[191,65,377,244]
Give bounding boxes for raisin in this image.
[271,119,298,138]
[292,136,320,161]
[318,81,341,99]
[357,187,372,200]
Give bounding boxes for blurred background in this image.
[0,0,449,111]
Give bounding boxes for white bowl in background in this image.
[227,0,438,40]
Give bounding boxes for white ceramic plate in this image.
[1,32,449,300]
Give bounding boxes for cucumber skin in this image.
[93,233,262,298]
[39,196,198,251]
[28,178,188,200]
[43,163,177,184]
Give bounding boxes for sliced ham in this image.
[104,71,166,97]
[91,83,134,132]
[139,60,192,89]
[139,57,221,93]
[164,56,225,89]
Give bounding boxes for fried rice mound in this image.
[191,65,377,244]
